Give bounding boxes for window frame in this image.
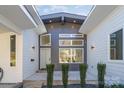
[59,48,84,64]
[109,28,123,62]
[40,34,51,46]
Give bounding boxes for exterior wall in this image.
[86,6,124,83]
[0,32,23,83]
[23,29,39,79]
[42,22,83,71]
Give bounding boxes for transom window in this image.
[110,29,123,60]
[59,39,84,46]
[59,34,84,38]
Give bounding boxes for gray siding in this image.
[41,22,84,71]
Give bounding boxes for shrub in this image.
[46,64,55,88]
[79,64,88,87]
[105,84,124,88]
[97,63,106,88]
[111,84,124,88]
[61,64,69,88]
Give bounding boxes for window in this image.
[59,48,83,63]
[59,34,84,38]
[59,40,84,46]
[110,29,123,60]
[40,34,51,46]
[10,35,16,67]
[59,34,84,63]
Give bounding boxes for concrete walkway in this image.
[25,71,81,81]
[23,71,97,88]
[25,71,96,81]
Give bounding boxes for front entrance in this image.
[39,33,87,70]
[40,48,51,69]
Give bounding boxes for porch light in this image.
[32,46,35,49]
[91,45,95,50]
[49,20,52,23]
[73,20,76,23]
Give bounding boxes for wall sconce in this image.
[32,46,35,50]
[91,45,95,50]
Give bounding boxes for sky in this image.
[35,5,93,16]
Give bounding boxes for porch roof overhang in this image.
[0,5,47,34]
[79,5,118,34]
[41,12,86,24]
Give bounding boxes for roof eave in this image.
[79,5,118,34]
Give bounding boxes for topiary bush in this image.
[97,63,106,88]
[61,64,69,88]
[46,64,55,88]
[79,64,88,87]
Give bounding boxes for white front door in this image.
[40,48,51,69]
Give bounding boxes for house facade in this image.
[39,12,87,71]
[79,5,124,84]
[0,5,124,85]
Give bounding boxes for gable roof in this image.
[40,12,86,24]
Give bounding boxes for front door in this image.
[40,48,51,69]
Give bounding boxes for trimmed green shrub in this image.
[97,63,106,88]
[61,64,69,88]
[46,64,55,88]
[79,64,88,87]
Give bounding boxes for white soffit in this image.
[79,5,118,34]
[24,5,47,34]
[0,15,21,34]
[0,5,37,30]
[0,23,10,33]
